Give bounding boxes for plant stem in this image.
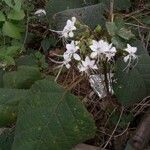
[110,0,114,22]
[103,61,110,95]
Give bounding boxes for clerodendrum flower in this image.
[78,56,98,73]
[124,44,137,63]
[90,40,116,60]
[50,17,77,39]
[64,40,81,61]
[62,17,77,38]
[34,9,46,16]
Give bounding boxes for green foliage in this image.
[113,54,150,106]
[41,37,57,53]
[106,21,134,49]
[0,88,27,127]
[11,78,96,150]
[0,0,25,69]
[110,111,133,128]
[7,9,25,20]
[0,128,14,150]
[0,12,6,22]
[0,78,96,149]
[46,0,98,19]
[3,66,42,89]
[2,21,21,39]
[98,0,131,10]
[52,3,106,30]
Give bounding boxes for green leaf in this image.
[7,9,25,20]
[111,36,126,49]
[46,0,98,19]
[0,69,5,88]
[142,16,150,25]
[52,3,106,30]
[117,28,134,40]
[13,0,22,11]
[0,55,15,68]
[41,37,57,53]
[113,55,150,106]
[5,45,22,57]
[99,0,131,10]
[3,0,22,11]
[106,22,117,36]
[0,88,27,127]
[12,79,96,150]
[0,12,6,22]
[3,0,13,8]
[0,128,14,150]
[132,40,148,55]
[2,21,21,39]
[16,55,37,67]
[3,66,42,89]
[0,46,22,58]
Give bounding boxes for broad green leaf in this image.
[7,9,25,20]
[0,128,14,150]
[0,55,15,68]
[3,0,13,8]
[113,55,150,106]
[13,0,22,11]
[106,22,117,36]
[5,46,22,57]
[3,0,22,11]
[0,88,27,127]
[53,3,106,30]
[117,28,134,40]
[46,0,98,19]
[3,66,42,89]
[132,40,148,55]
[0,46,22,58]
[142,16,150,25]
[12,79,96,150]
[111,36,126,49]
[0,69,5,88]
[99,0,131,10]
[2,21,21,39]
[41,37,57,53]
[0,12,5,22]
[16,55,37,67]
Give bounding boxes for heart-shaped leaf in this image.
[0,88,27,127]
[7,9,25,20]
[3,66,42,89]
[12,79,96,150]
[113,55,150,106]
[2,21,21,39]
[0,12,6,22]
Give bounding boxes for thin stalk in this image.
[103,61,109,95]
[110,0,114,22]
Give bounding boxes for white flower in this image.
[105,46,116,60]
[90,40,116,60]
[49,17,77,39]
[78,56,98,73]
[62,17,76,38]
[63,55,71,69]
[124,44,137,62]
[65,41,81,61]
[34,9,46,16]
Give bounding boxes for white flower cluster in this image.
[51,17,138,75]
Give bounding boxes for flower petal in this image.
[73,53,81,61]
[90,52,98,58]
[124,55,130,62]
